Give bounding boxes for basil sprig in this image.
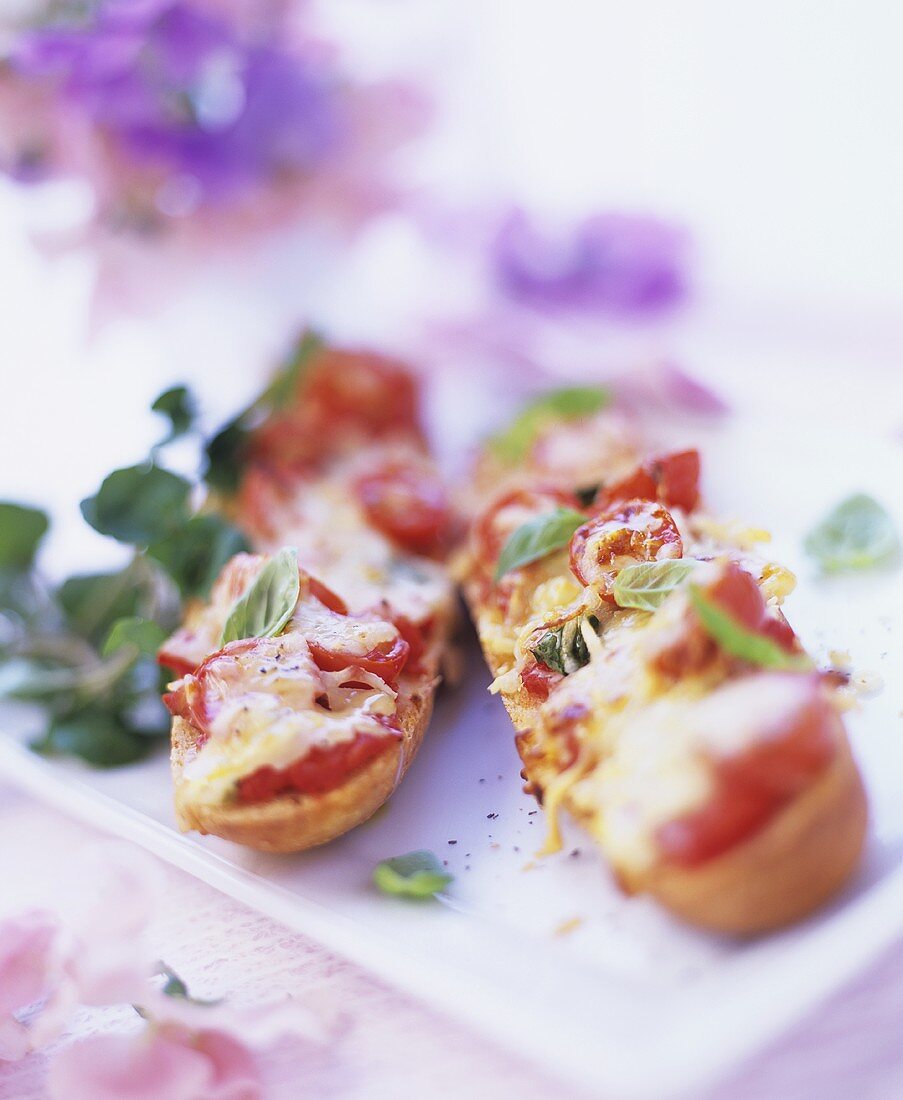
[689,587,811,670]
[804,493,899,574]
[151,385,197,447]
[221,547,300,645]
[373,850,453,899]
[0,502,49,573]
[490,386,611,464]
[205,329,323,494]
[613,559,699,611]
[495,507,586,581]
[531,614,598,675]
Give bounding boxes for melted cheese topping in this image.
[178,635,397,805]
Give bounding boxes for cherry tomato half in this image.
[355,461,451,558]
[594,449,700,513]
[656,675,837,866]
[569,499,683,597]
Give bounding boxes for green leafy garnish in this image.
[0,503,49,573]
[613,559,700,611]
[804,494,899,574]
[33,711,152,768]
[531,615,597,676]
[495,507,586,581]
[204,329,324,494]
[689,587,811,670]
[151,385,197,446]
[220,547,299,645]
[102,617,167,659]
[372,850,453,899]
[490,386,611,463]
[81,464,192,545]
[147,514,249,599]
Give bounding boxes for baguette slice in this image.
[160,342,455,852]
[460,395,867,934]
[170,687,434,853]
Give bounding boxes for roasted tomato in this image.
[568,499,683,597]
[354,460,451,557]
[474,486,584,570]
[594,449,700,513]
[303,350,421,437]
[656,675,838,866]
[306,631,410,686]
[236,723,400,803]
[520,658,564,700]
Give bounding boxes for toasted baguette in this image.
[171,686,434,853]
[464,578,867,935]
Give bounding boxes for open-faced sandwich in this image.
[159,339,456,852]
[458,387,867,933]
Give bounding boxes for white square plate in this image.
[2,402,901,1099]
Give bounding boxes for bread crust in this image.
[463,578,868,935]
[171,686,434,853]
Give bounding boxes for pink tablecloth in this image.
[0,783,900,1100]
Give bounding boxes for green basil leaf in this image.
[0,502,49,572]
[57,568,146,647]
[495,507,586,581]
[102,617,167,659]
[220,546,299,645]
[372,850,453,899]
[490,386,611,463]
[531,615,596,676]
[804,494,900,573]
[33,710,152,768]
[613,559,700,611]
[151,385,197,445]
[203,416,251,495]
[148,514,250,599]
[689,587,811,670]
[81,464,192,546]
[0,658,83,702]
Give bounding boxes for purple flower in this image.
[13,0,341,205]
[492,208,688,317]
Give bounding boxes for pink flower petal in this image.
[48,1025,263,1100]
[0,909,59,1013]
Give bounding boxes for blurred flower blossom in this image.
[0,0,427,309]
[0,840,332,1093]
[47,1025,263,1100]
[492,207,688,317]
[0,909,62,1061]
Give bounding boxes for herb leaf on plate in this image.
[102,617,168,659]
[804,493,899,573]
[32,710,151,768]
[613,559,700,611]
[689,587,811,670]
[220,547,299,645]
[495,507,586,581]
[373,850,453,899]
